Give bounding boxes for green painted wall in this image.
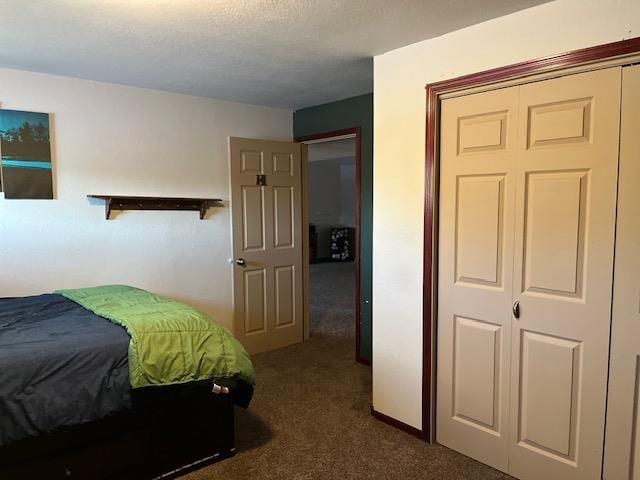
[293,93,373,363]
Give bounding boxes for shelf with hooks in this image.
[87,195,223,220]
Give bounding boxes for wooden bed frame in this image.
[0,382,236,479]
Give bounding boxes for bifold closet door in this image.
[603,65,640,480]
[508,68,621,480]
[437,67,622,480]
[436,86,519,472]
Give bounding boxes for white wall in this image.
[372,0,640,429]
[0,68,292,330]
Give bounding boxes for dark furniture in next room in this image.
[330,227,355,261]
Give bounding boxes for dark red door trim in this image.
[295,127,369,366]
[371,408,423,439]
[423,37,640,441]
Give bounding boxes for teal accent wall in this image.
[293,93,373,363]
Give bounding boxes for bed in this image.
[0,286,255,479]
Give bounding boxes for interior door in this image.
[229,137,304,354]
[508,68,621,480]
[436,86,519,471]
[603,65,640,480]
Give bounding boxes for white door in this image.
[229,137,305,354]
[508,67,621,480]
[603,65,640,480]
[437,86,519,471]
[437,67,622,480]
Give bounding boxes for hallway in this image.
[309,262,356,339]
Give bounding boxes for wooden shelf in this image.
[87,195,223,220]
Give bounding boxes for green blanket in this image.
[56,285,255,388]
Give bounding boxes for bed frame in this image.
[0,382,236,479]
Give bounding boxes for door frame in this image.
[295,127,367,365]
[422,37,640,442]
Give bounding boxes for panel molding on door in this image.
[508,67,621,480]
[230,137,304,354]
[455,174,506,287]
[518,330,581,461]
[521,169,588,299]
[453,316,502,432]
[436,86,519,472]
[603,64,640,480]
[241,186,266,251]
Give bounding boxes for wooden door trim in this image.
[295,127,368,366]
[371,407,423,439]
[423,37,640,443]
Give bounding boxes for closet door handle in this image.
[512,300,520,319]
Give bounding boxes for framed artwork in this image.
[0,109,53,199]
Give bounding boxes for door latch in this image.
[512,300,520,319]
[256,174,267,186]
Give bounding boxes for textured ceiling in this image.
[0,0,547,109]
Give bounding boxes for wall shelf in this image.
[87,195,223,220]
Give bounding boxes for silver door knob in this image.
[512,300,520,319]
[235,258,246,267]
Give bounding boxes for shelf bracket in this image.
[105,198,113,220]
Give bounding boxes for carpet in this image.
[181,262,509,480]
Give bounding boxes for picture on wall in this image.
[0,109,53,199]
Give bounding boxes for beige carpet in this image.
[182,263,509,480]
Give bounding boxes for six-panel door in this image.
[230,137,304,354]
[437,67,622,479]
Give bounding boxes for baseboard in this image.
[371,408,425,440]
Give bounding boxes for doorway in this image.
[297,129,364,364]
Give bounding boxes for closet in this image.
[436,66,635,479]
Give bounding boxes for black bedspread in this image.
[0,294,131,446]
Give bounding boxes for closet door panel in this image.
[436,86,518,472]
[509,67,621,480]
[603,64,640,480]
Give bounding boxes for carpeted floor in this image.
[182,262,509,480]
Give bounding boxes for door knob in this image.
[235,258,246,267]
[512,300,520,319]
